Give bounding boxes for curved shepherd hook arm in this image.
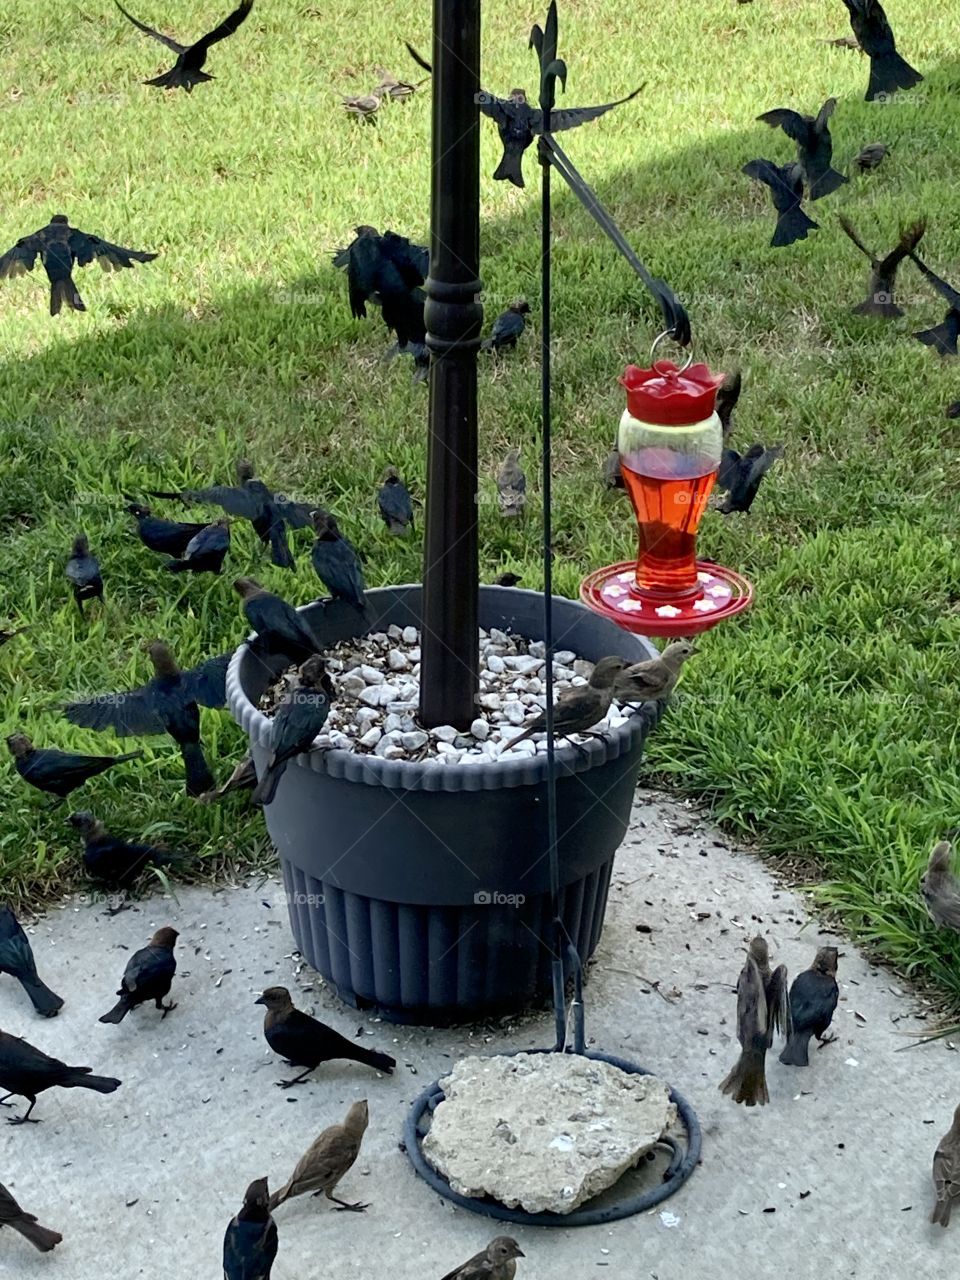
[531,1,691,347]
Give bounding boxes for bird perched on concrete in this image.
[0,1183,62,1252]
[332,226,429,375]
[65,534,103,617]
[715,369,742,443]
[748,935,791,1042]
[342,91,382,123]
[125,502,208,558]
[838,216,926,317]
[251,657,335,807]
[719,950,774,1107]
[920,841,960,929]
[198,752,257,803]
[854,142,888,171]
[149,459,315,570]
[482,299,530,352]
[0,625,28,647]
[840,0,922,101]
[908,252,960,357]
[164,516,230,575]
[440,1236,525,1280]
[493,572,522,587]
[377,466,414,536]
[779,946,839,1066]
[269,1099,370,1212]
[310,512,367,610]
[0,905,63,1017]
[478,84,643,189]
[504,656,628,752]
[0,1028,120,1124]
[234,577,320,665]
[7,733,143,806]
[756,98,847,200]
[496,449,526,517]
[716,443,783,514]
[223,1178,277,1280]
[64,641,228,797]
[613,641,696,707]
[741,159,819,248]
[115,0,254,92]
[931,1105,960,1227]
[99,926,179,1024]
[67,810,188,890]
[255,987,396,1086]
[0,214,157,315]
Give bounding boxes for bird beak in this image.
[515,1248,525,1258]
[254,996,266,1006]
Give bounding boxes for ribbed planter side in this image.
[228,586,663,1023]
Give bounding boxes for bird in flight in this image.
[114,0,254,93]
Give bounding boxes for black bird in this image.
[947,401,960,419]
[115,0,254,93]
[65,534,103,617]
[717,444,783,514]
[251,657,335,807]
[149,459,314,570]
[256,987,396,1086]
[223,1178,277,1280]
[198,752,257,803]
[840,0,922,101]
[99,926,178,1023]
[0,625,28,647]
[164,516,231,574]
[482,298,530,352]
[126,502,208,557]
[377,466,414,536]
[0,1183,62,1252]
[67,811,187,889]
[756,98,847,200]
[0,1028,120,1124]
[716,369,742,443]
[310,512,367,610]
[63,641,228,796]
[909,252,960,357]
[479,85,643,189]
[233,577,319,665]
[838,216,926,317]
[7,732,142,805]
[0,906,63,1017]
[602,447,624,490]
[0,214,157,315]
[779,946,840,1066]
[494,572,523,587]
[742,159,819,248]
[854,141,888,171]
[333,225,429,377]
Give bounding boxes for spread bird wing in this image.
[814,97,838,132]
[910,253,960,310]
[0,232,45,278]
[114,0,188,54]
[182,652,230,708]
[736,955,767,1049]
[746,445,784,484]
[876,218,926,275]
[742,158,792,199]
[345,236,384,318]
[477,92,515,127]
[181,483,263,519]
[380,233,429,287]
[191,0,254,55]
[64,687,165,737]
[838,214,875,262]
[68,229,158,271]
[272,496,315,529]
[756,108,809,144]
[767,963,792,1039]
[717,447,740,492]
[537,84,644,133]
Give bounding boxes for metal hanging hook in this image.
[651,328,693,372]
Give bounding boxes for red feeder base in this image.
[579,560,753,636]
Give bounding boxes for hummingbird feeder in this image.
[581,334,754,636]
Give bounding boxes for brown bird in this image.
[374,67,428,100]
[779,946,839,1066]
[269,1099,369,1212]
[0,1182,62,1252]
[748,935,791,1047]
[503,656,628,751]
[197,752,257,803]
[440,1236,525,1280]
[838,215,926,317]
[493,572,522,587]
[932,1104,960,1226]
[612,640,697,706]
[719,938,789,1107]
[920,840,960,929]
[256,987,396,1085]
[342,91,382,123]
[819,34,861,49]
[854,141,888,170]
[496,448,526,517]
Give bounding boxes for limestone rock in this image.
[422,1052,675,1215]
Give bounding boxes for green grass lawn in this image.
[1,1,959,994]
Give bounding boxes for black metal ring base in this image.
[403,1048,701,1227]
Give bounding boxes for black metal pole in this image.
[419,0,483,730]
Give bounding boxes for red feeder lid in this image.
[620,360,725,426]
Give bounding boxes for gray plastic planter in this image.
[226,585,662,1024]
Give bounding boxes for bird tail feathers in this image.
[10,1216,62,1252]
[772,207,818,248]
[251,757,284,807]
[98,996,131,1024]
[778,1032,811,1067]
[866,53,923,100]
[20,976,65,1017]
[182,742,215,797]
[61,1069,121,1094]
[50,276,85,316]
[719,1050,768,1105]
